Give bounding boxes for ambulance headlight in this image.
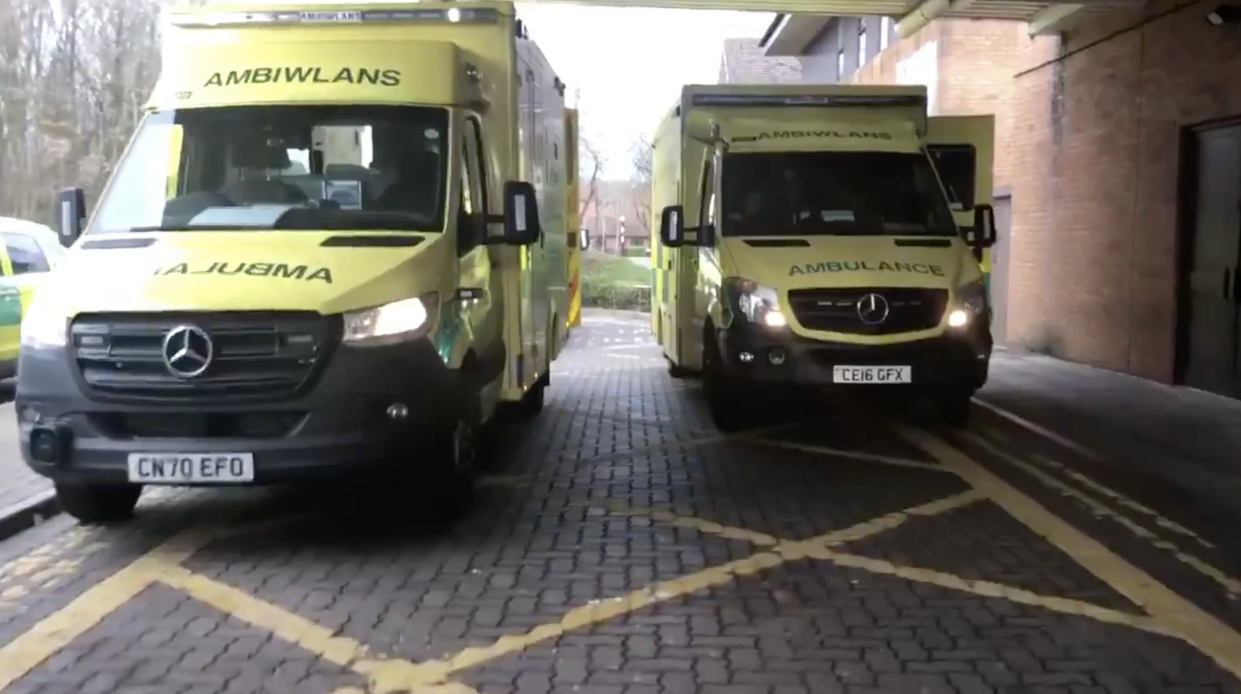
[725,277,785,328]
[20,301,68,349]
[342,294,439,347]
[949,278,988,329]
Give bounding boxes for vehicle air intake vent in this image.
[786,287,947,335]
[69,311,340,404]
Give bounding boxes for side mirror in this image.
[499,181,541,246]
[659,205,685,247]
[56,187,86,247]
[579,227,590,251]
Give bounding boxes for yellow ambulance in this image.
[651,84,996,430]
[17,2,569,523]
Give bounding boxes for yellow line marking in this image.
[0,526,215,691]
[972,396,1106,461]
[975,424,1213,550]
[965,430,1241,598]
[157,566,375,667]
[1035,453,1215,547]
[156,563,494,694]
[897,424,1241,679]
[749,438,949,472]
[805,547,1170,635]
[351,494,982,692]
[615,494,1163,635]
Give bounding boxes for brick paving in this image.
[0,309,1238,694]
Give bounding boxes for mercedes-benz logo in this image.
[856,293,890,325]
[162,325,214,378]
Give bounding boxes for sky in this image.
[514,4,775,178]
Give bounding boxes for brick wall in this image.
[849,20,1023,190]
[1006,0,1241,382]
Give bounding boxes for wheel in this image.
[54,482,141,524]
[702,334,747,433]
[518,372,548,417]
[417,417,478,518]
[667,357,694,379]
[934,391,974,428]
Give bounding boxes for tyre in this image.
[702,334,747,433]
[667,357,694,379]
[934,391,974,428]
[419,417,478,519]
[54,482,141,524]
[519,373,547,417]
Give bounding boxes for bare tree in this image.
[578,135,604,221]
[628,134,652,233]
[0,0,162,223]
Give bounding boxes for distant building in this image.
[718,37,803,84]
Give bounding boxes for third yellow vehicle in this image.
[651,84,997,430]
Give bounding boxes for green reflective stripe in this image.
[0,284,21,327]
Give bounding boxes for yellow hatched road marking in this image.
[613,494,1166,636]
[965,429,1241,598]
[896,424,1241,680]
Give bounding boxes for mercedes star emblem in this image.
[856,293,890,325]
[162,325,214,378]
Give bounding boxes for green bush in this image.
[582,280,651,312]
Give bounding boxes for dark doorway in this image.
[990,187,1012,347]
[1180,122,1241,397]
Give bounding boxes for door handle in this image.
[1226,268,1233,302]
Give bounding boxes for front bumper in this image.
[15,338,464,486]
[716,313,992,393]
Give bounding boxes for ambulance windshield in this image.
[720,150,957,237]
[89,104,449,234]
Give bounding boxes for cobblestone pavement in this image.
[1,310,1240,694]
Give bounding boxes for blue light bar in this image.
[169,7,499,27]
[689,93,926,108]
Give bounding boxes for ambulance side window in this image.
[459,116,488,254]
[700,159,716,228]
[2,232,50,275]
[928,145,976,210]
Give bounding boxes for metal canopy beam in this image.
[1028,3,1085,33]
[895,0,976,37]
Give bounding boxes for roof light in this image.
[689,93,926,108]
[167,7,499,27]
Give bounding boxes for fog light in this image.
[19,406,42,424]
[738,351,755,363]
[947,309,970,328]
[386,403,409,420]
[768,348,787,366]
[29,427,65,465]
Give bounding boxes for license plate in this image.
[832,365,912,384]
[126,453,255,484]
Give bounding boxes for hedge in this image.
[581,281,650,312]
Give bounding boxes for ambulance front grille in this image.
[786,287,948,336]
[69,311,340,404]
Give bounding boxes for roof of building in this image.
[719,37,803,84]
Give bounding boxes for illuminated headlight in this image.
[725,277,786,328]
[342,294,438,347]
[948,279,988,329]
[19,300,68,349]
